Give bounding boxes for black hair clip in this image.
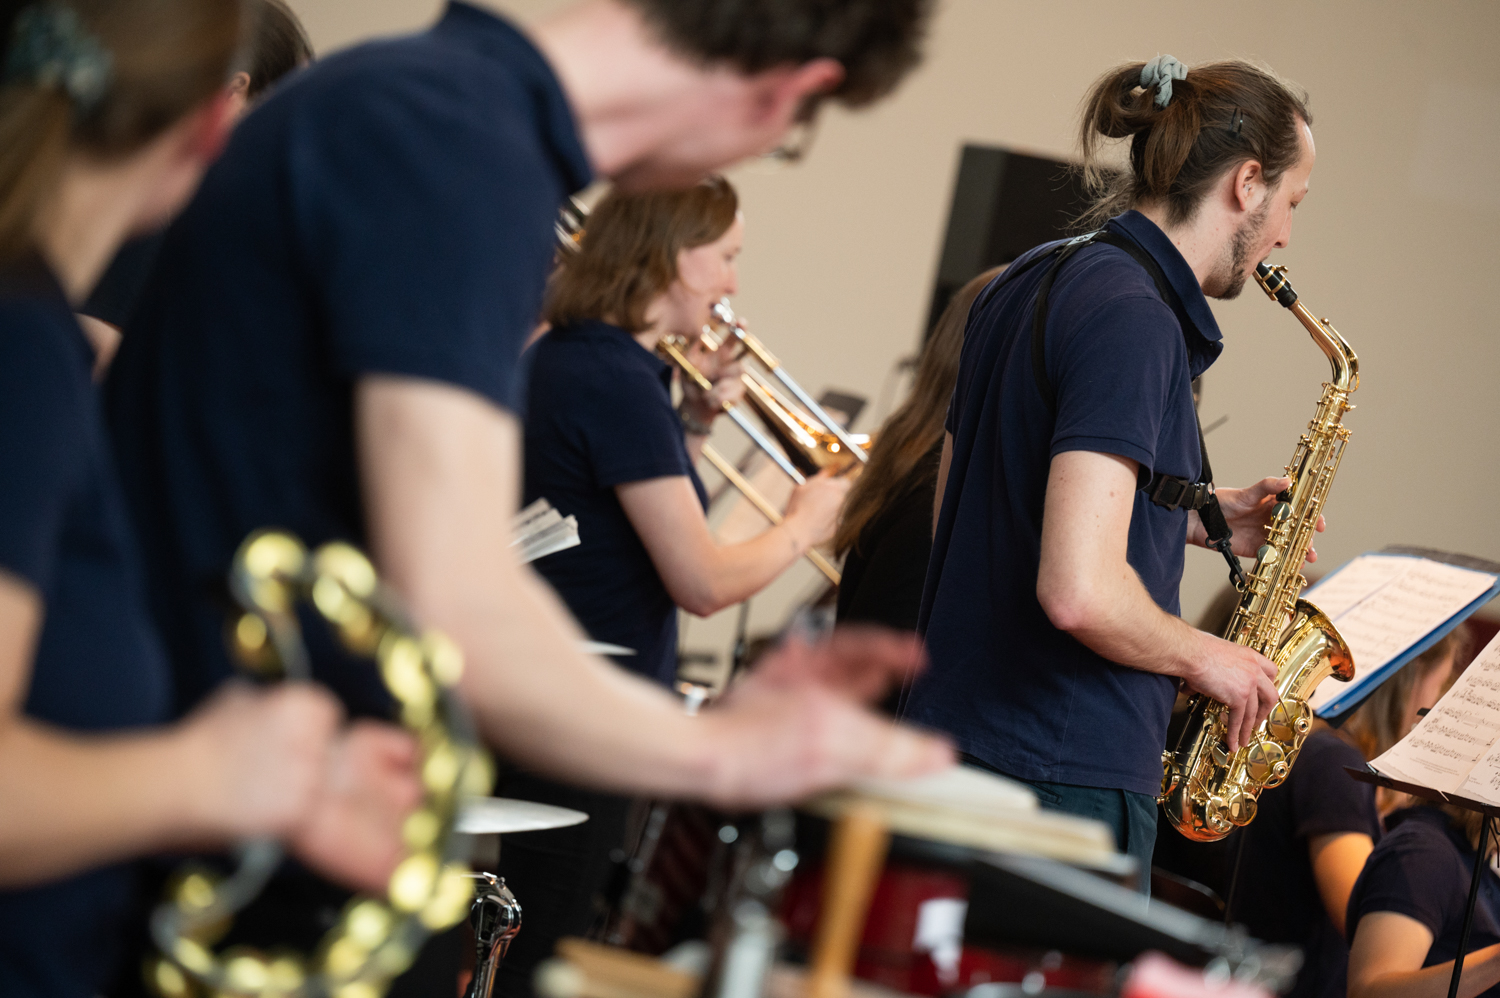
[1227,107,1245,137]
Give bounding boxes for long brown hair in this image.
[1342,627,1470,762]
[1077,59,1312,229]
[545,176,738,333]
[834,265,1002,556]
[0,0,242,263]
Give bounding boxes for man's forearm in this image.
[1044,566,1204,681]
[450,558,722,796]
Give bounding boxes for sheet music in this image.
[1371,631,1500,799]
[511,498,581,564]
[1306,555,1497,710]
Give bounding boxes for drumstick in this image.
[807,804,890,998]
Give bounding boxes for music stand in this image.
[1346,766,1500,998]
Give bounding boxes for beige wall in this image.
[286,0,1500,667]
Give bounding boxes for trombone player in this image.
[498,175,849,995]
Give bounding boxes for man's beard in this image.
[1207,199,1271,300]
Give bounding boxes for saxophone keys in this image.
[1245,740,1288,787]
[1226,790,1258,827]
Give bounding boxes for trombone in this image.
[554,202,859,584]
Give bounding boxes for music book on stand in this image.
[1359,627,1500,811]
[1303,546,1500,721]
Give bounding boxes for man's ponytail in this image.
[1077,57,1311,230]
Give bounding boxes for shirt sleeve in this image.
[1049,293,1183,481]
[288,74,559,413]
[1293,735,1382,841]
[1348,825,1464,942]
[0,308,87,593]
[581,368,693,489]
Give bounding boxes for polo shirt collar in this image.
[435,2,593,194]
[1106,210,1223,371]
[556,318,673,382]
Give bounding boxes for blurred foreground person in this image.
[0,3,414,996]
[77,0,313,370]
[104,0,951,970]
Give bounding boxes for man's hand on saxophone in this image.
[1035,451,1282,757]
[1188,475,1327,562]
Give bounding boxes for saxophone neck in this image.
[1256,263,1359,393]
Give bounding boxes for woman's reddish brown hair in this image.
[545,176,739,333]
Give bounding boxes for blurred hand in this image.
[680,334,744,428]
[288,720,423,893]
[699,627,953,808]
[180,681,342,840]
[782,470,851,548]
[1188,476,1326,562]
[1184,633,1280,752]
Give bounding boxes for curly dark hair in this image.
[623,0,933,108]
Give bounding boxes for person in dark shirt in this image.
[1188,628,1461,998]
[77,0,313,373]
[1347,803,1500,998]
[834,266,1002,638]
[905,56,1322,877]
[498,174,850,997]
[0,4,413,996]
[106,0,948,867]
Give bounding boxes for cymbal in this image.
[457,797,590,835]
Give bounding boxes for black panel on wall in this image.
[925,145,1093,338]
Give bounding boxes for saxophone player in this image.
[905,56,1322,880]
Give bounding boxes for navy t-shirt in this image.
[1229,729,1381,998]
[0,262,172,997]
[1348,806,1500,996]
[523,321,708,686]
[105,2,593,716]
[905,211,1224,795]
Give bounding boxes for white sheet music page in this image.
[1306,555,1497,710]
[1370,631,1500,799]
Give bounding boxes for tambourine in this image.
[146,530,492,998]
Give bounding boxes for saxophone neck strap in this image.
[974,228,1247,588]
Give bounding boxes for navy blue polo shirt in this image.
[1348,805,1500,997]
[0,262,171,997]
[906,211,1223,795]
[1230,730,1381,998]
[105,2,592,716]
[523,321,709,686]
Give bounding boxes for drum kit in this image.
[455,766,1301,998]
[154,529,1297,998]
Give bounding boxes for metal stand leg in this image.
[1448,818,1491,998]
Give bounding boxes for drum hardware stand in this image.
[465,872,523,998]
[698,810,799,998]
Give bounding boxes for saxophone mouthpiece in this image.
[1255,262,1299,309]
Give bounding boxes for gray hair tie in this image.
[4,2,113,112]
[1141,54,1187,108]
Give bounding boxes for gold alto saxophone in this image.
[1159,263,1359,841]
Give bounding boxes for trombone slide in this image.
[700,445,840,585]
